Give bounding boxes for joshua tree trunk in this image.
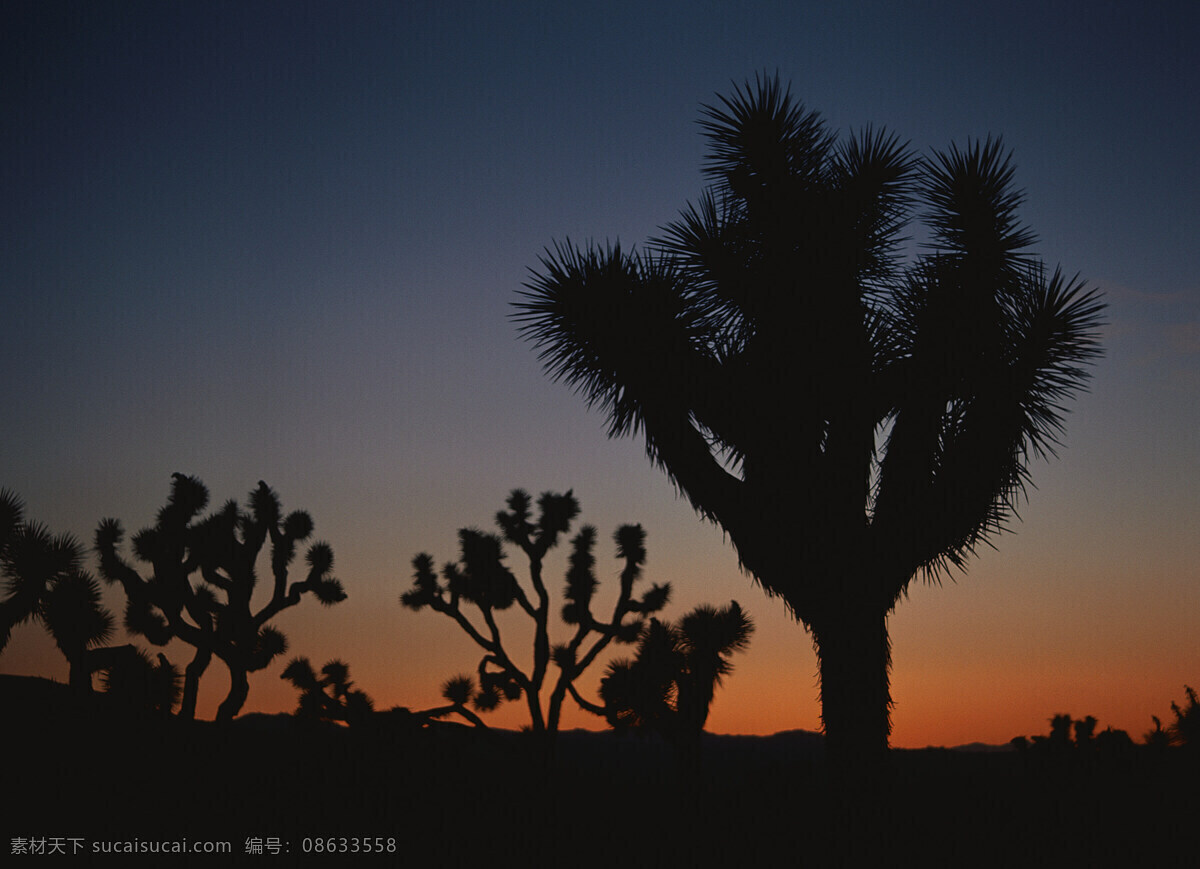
[179,645,212,720]
[67,649,92,698]
[217,665,250,721]
[811,602,892,775]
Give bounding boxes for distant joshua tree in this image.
[599,601,753,745]
[1022,713,1132,759]
[282,657,374,726]
[96,474,347,721]
[517,74,1104,771]
[401,489,670,735]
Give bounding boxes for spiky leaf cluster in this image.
[561,526,598,625]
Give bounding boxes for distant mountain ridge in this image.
[0,674,1010,751]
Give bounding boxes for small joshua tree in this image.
[282,657,374,726]
[401,489,670,735]
[598,601,754,745]
[96,474,347,720]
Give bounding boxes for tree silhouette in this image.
[281,657,374,726]
[0,489,115,696]
[96,474,347,720]
[401,488,670,736]
[515,75,1104,769]
[599,600,753,745]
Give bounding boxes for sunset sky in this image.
[2,1,1197,748]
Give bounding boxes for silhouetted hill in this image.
[947,740,1017,752]
[1,672,75,714]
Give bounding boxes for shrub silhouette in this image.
[282,657,374,726]
[96,474,347,720]
[401,488,670,735]
[93,644,182,716]
[600,600,753,745]
[517,74,1104,770]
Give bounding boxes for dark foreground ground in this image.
[4,677,1196,866]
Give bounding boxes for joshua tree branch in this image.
[567,681,606,717]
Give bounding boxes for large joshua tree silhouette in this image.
[96,474,347,720]
[515,76,1104,768]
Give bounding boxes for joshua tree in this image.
[0,489,115,696]
[401,489,670,736]
[96,474,347,720]
[516,75,1104,768]
[281,657,374,726]
[599,601,753,745]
